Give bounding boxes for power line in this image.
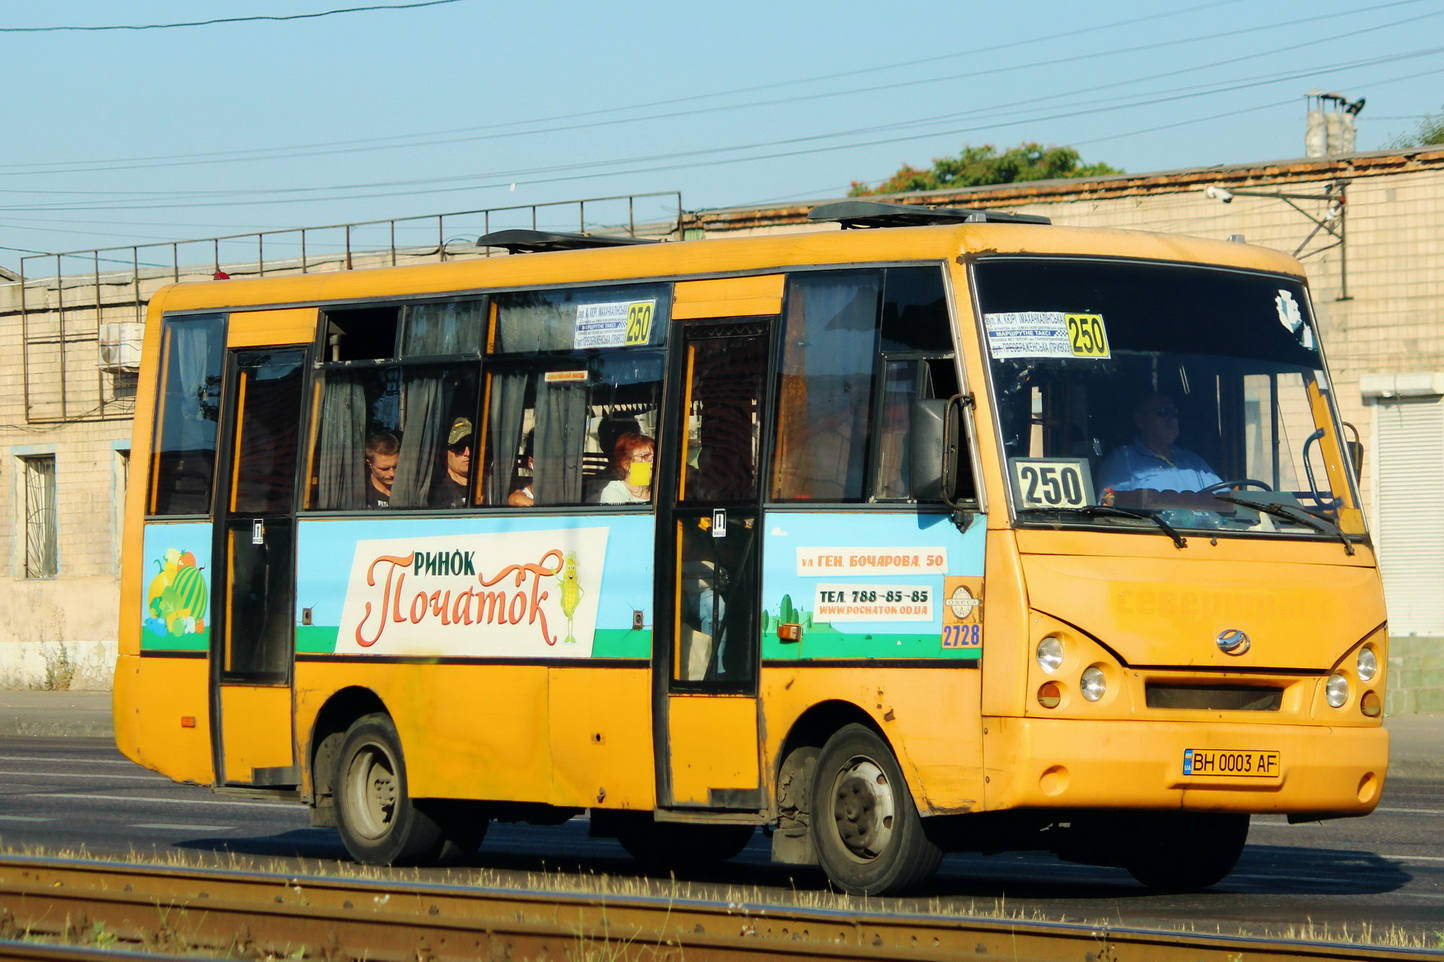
[0,1,469,33]
[1,0,1421,177]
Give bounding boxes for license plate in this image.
[1182,748,1281,778]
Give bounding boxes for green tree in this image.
[850,142,1123,196]
[1386,105,1444,148]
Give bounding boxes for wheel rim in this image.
[345,742,398,841]
[830,756,895,861]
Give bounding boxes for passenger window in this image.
[307,299,484,511]
[483,284,670,508]
[149,313,226,516]
[772,270,883,502]
[483,354,664,508]
[771,266,961,504]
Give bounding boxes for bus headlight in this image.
[1037,637,1064,674]
[1326,672,1350,708]
[1080,666,1106,702]
[1356,646,1378,683]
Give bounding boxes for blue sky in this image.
[2,0,1441,272]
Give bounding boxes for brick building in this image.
[2,147,1440,707]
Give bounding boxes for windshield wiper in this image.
[1017,505,1187,549]
[1214,492,1355,556]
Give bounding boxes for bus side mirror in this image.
[909,399,947,501]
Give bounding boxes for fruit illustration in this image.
[144,548,208,636]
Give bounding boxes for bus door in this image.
[210,345,307,787]
[655,321,770,812]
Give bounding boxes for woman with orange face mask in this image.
[594,432,654,504]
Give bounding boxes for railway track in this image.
[0,854,1439,961]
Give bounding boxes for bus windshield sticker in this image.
[984,311,1111,359]
[574,299,657,349]
[1009,457,1095,509]
[544,369,589,384]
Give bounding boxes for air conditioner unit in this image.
[99,321,143,373]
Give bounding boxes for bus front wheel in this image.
[810,724,942,895]
[1123,812,1249,891]
[334,713,446,866]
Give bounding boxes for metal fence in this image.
[11,192,683,424]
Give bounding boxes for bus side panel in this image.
[548,666,654,809]
[760,666,985,815]
[294,661,552,802]
[112,653,215,784]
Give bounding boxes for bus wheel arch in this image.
[772,703,903,869]
[306,686,387,822]
[807,721,943,895]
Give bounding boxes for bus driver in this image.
[1096,393,1221,497]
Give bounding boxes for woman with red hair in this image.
[594,432,654,504]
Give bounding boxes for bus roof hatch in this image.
[808,200,1051,229]
[476,229,660,254]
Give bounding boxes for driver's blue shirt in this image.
[1096,439,1221,493]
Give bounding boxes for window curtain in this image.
[494,295,573,353]
[533,376,586,505]
[485,370,528,506]
[391,370,447,507]
[314,376,367,510]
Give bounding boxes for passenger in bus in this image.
[1096,393,1220,496]
[507,432,535,507]
[364,429,400,509]
[593,432,654,504]
[428,417,473,509]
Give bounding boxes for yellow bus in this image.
[115,200,1388,895]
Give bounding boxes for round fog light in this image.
[1080,666,1106,702]
[1037,636,1064,674]
[1326,672,1350,709]
[1356,646,1378,683]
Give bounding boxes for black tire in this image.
[334,713,447,866]
[617,820,756,868]
[1124,812,1249,891]
[810,723,942,896]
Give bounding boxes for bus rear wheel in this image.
[810,724,942,896]
[1123,812,1249,891]
[334,713,447,866]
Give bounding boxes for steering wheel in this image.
[1198,479,1273,495]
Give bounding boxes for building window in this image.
[22,455,57,578]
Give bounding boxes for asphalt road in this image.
[2,734,1441,946]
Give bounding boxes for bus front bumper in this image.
[982,715,1388,818]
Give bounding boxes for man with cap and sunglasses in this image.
[1096,392,1220,498]
[429,416,474,508]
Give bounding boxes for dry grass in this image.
[6,841,1442,952]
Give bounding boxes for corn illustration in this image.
[558,552,583,644]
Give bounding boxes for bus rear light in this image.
[1080,666,1106,702]
[1326,672,1350,709]
[1361,690,1382,717]
[1037,682,1062,709]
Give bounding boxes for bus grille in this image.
[1145,685,1283,711]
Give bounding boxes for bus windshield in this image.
[974,256,1365,541]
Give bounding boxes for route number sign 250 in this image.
[1010,457,1095,510]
